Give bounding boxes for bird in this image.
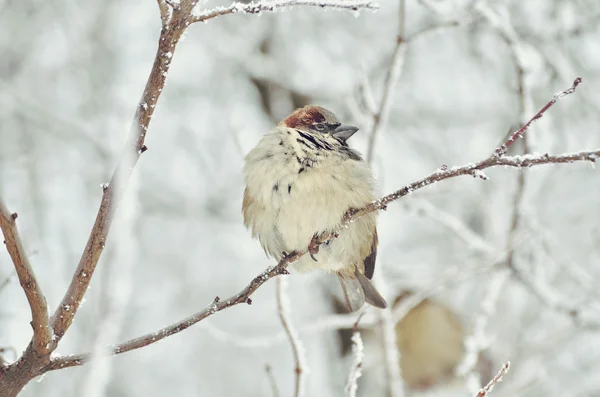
[242,105,387,311]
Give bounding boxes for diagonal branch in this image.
[46,264,290,370]
[0,199,51,356]
[476,362,510,397]
[48,18,187,347]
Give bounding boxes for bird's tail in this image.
[337,270,388,312]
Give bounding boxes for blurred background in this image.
[1,0,600,396]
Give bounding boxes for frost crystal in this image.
[471,170,489,180]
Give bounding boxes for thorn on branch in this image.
[246,298,253,305]
[140,145,149,153]
[10,213,18,220]
[213,296,220,303]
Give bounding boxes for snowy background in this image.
[1,0,600,396]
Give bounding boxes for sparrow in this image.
[242,105,387,311]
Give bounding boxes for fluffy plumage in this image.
[242,105,387,311]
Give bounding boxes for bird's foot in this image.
[308,234,320,262]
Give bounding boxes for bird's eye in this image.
[313,123,327,132]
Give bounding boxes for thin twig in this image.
[345,315,365,397]
[365,0,406,164]
[0,199,51,356]
[476,362,510,397]
[380,308,403,397]
[403,199,496,254]
[276,277,307,397]
[193,0,379,23]
[265,364,281,397]
[456,270,510,393]
[363,3,407,395]
[495,77,582,156]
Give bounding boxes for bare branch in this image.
[192,0,379,23]
[345,316,365,397]
[0,199,51,356]
[156,0,172,27]
[45,264,290,370]
[276,277,307,397]
[365,0,406,164]
[48,8,189,347]
[265,364,281,397]
[495,77,582,156]
[476,362,510,397]
[456,270,510,393]
[403,199,496,254]
[379,308,404,397]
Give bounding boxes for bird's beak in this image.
[332,125,359,142]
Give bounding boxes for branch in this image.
[276,277,308,397]
[380,308,404,397]
[45,79,595,370]
[0,199,51,356]
[47,4,190,347]
[476,362,510,397]
[46,264,290,370]
[47,142,598,370]
[365,0,406,164]
[265,364,281,397]
[456,270,510,393]
[192,0,379,23]
[345,316,365,397]
[496,77,582,155]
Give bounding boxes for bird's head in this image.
[280,105,359,143]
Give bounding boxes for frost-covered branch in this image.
[192,0,379,23]
[276,277,308,397]
[365,0,406,164]
[0,199,51,357]
[46,264,290,371]
[345,317,365,397]
[456,270,510,393]
[476,362,510,397]
[496,77,582,155]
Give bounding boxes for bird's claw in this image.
[308,235,320,262]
